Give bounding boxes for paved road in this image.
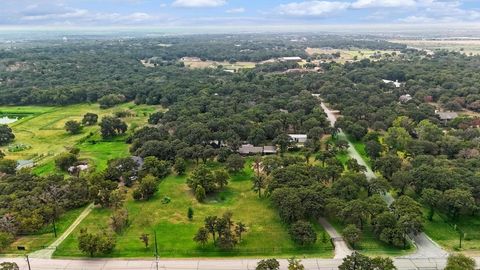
[320,101,447,260]
[318,218,352,259]
[0,256,453,270]
[29,204,94,259]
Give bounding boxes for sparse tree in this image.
[139,234,149,248]
[193,227,209,247]
[187,207,194,221]
[65,120,82,134]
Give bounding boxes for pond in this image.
[0,116,18,124]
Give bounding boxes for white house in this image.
[288,134,308,145]
[280,57,302,62]
[382,79,402,88]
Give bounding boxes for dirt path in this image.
[29,204,94,259]
[320,101,447,259]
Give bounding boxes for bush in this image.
[55,152,78,171]
[78,229,116,256]
[0,232,13,251]
[256,259,280,270]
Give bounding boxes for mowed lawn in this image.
[0,102,162,174]
[423,209,480,252]
[54,162,333,258]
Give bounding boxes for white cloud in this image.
[226,8,245,14]
[277,1,350,16]
[351,0,417,8]
[398,15,436,23]
[172,0,226,8]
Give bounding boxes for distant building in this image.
[16,160,34,170]
[288,134,308,145]
[424,96,434,103]
[238,144,277,155]
[382,79,402,88]
[436,111,458,123]
[280,57,302,62]
[262,146,277,155]
[399,94,413,103]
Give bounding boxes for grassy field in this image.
[0,103,162,254]
[305,48,400,64]
[54,161,333,258]
[423,209,480,252]
[2,206,87,255]
[0,102,162,174]
[182,60,256,71]
[390,39,480,55]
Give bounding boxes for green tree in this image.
[64,120,82,134]
[235,222,247,242]
[445,254,475,270]
[82,113,98,126]
[99,116,127,138]
[55,152,78,171]
[289,221,317,246]
[273,133,292,154]
[420,188,442,221]
[193,227,209,247]
[441,189,476,220]
[133,175,158,201]
[204,216,218,242]
[384,127,411,151]
[339,252,396,270]
[173,157,187,175]
[213,169,229,189]
[140,156,170,179]
[0,125,14,146]
[343,224,362,249]
[195,186,206,202]
[373,154,402,179]
[252,174,269,198]
[0,159,17,174]
[187,207,194,221]
[139,234,149,248]
[416,119,443,142]
[225,154,244,172]
[110,208,129,233]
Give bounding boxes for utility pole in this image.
[154,230,159,270]
[25,254,31,270]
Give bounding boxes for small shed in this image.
[263,146,277,155]
[288,134,308,144]
[238,144,263,155]
[16,160,34,170]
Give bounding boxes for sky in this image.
[1,0,480,30]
